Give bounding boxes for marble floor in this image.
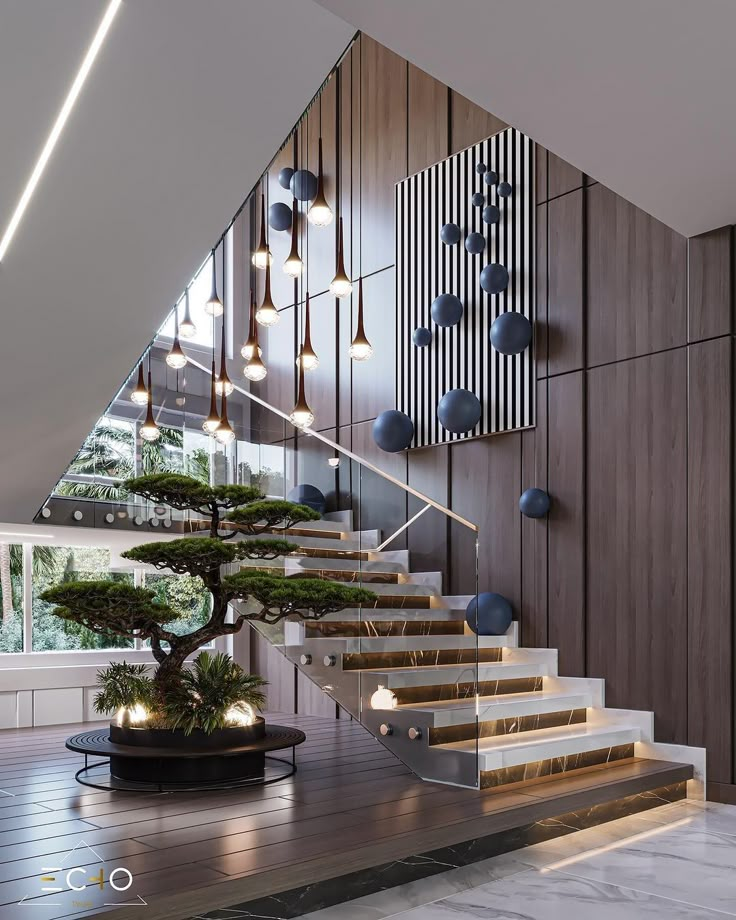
[296,799,736,920]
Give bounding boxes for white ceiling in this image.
[317,0,736,238]
[0,0,353,523]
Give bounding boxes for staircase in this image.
[238,512,703,795]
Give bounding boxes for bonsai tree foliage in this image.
[41,474,375,701]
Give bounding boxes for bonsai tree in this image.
[41,473,375,705]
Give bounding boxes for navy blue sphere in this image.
[480,263,509,294]
[278,167,294,190]
[290,169,318,201]
[413,326,432,347]
[482,204,500,225]
[437,388,481,434]
[268,201,292,232]
[431,293,463,327]
[490,311,532,355]
[465,232,486,255]
[519,488,551,519]
[476,162,487,175]
[471,192,485,207]
[287,484,326,515]
[483,170,498,186]
[466,593,513,636]
[373,410,414,453]
[440,223,462,245]
[497,181,513,198]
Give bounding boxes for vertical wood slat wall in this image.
[246,35,736,798]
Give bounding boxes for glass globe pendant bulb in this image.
[349,277,373,362]
[307,139,333,227]
[241,294,263,362]
[296,347,319,372]
[214,371,233,396]
[179,289,196,338]
[329,216,352,298]
[130,362,148,406]
[244,354,268,381]
[256,262,279,327]
[241,341,263,361]
[204,248,224,317]
[252,193,272,269]
[140,369,160,442]
[283,211,303,277]
[202,360,220,434]
[215,393,236,444]
[290,362,314,430]
[166,336,187,370]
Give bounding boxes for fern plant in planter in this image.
[41,473,375,738]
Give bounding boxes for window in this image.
[0,544,23,652]
[32,546,134,651]
[142,573,213,641]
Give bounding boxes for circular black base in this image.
[66,724,305,792]
[73,755,297,793]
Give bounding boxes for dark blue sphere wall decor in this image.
[465,232,486,255]
[268,201,292,232]
[437,388,481,434]
[497,181,513,198]
[482,204,500,225]
[412,326,432,347]
[480,263,509,294]
[471,192,485,207]
[466,592,513,636]
[519,488,551,519]
[290,169,319,201]
[476,162,487,174]
[440,222,462,245]
[278,167,294,190]
[431,293,463,327]
[490,311,533,355]
[287,484,326,515]
[483,169,498,186]
[373,410,414,453]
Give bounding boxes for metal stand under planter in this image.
[65,722,306,793]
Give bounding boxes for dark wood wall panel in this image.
[260,304,295,422]
[408,64,448,175]
[587,185,688,367]
[547,371,585,676]
[350,267,395,424]
[587,349,688,744]
[450,92,507,153]
[687,338,733,781]
[265,137,298,310]
[300,290,338,432]
[548,152,583,200]
[520,379,549,649]
[359,36,407,276]
[449,435,522,607]
[688,226,733,342]
[305,73,337,298]
[407,445,450,585]
[547,190,584,376]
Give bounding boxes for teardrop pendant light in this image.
[130,361,148,405]
[329,216,352,298]
[204,246,224,317]
[244,296,267,382]
[290,358,314,430]
[307,138,333,227]
[241,293,263,361]
[349,277,373,361]
[202,357,221,434]
[166,303,188,369]
[283,206,303,277]
[139,358,160,442]
[255,260,279,326]
[215,390,236,444]
[179,286,196,338]
[251,194,272,269]
[295,292,319,371]
[215,306,233,396]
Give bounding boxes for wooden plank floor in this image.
[0,714,690,920]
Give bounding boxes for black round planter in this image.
[107,718,267,785]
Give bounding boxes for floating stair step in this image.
[367,660,550,688]
[306,619,467,638]
[436,722,641,789]
[310,632,514,652]
[315,608,466,623]
[401,689,592,728]
[292,569,402,585]
[279,535,380,552]
[285,556,408,576]
[341,647,503,671]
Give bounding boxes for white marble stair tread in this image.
[355,583,437,597]
[399,690,593,726]
[318,633,513,652]
[282,556,408,575]
[436,722,641,771]
[315,607,466,622]
[280,534,379,552]
[284,519,351,534]
[365,660,550,688]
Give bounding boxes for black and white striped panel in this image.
[396,128,535,448]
